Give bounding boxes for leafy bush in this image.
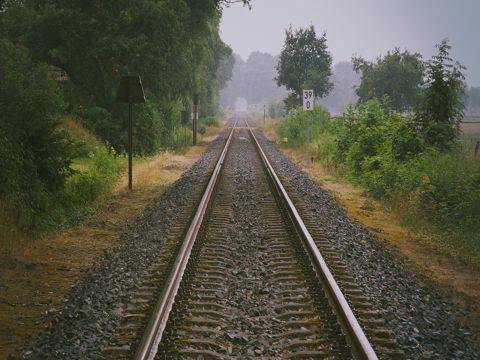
[65,147,122,211]
[201,116,218,127]
[414,152,480,226]
[79,100,163,155]
[0,39,75,233]
[312,131,337,167]
[336,99,423,178]
[277,105,331,148]
[198,124,207,135]
[277,100,480,263]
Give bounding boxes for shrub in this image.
[201,116,218,127]
[414,152,480,227]
[336,99,423,178]
[277,105,331,148]
[414,40,466,151]
[50,146,123,227]
[277,98,480,263]
[198,125,206,135]
[0,38,75,233]
[65,147,122,206]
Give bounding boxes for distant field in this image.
[460,118,480,156]
[462,121,480,135]
[463,115,480,122]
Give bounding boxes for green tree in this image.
[0,0,238,153]
[0,39,73,230]
[414,39,466,151]
[276,26,333,110]
[352,49,424,112]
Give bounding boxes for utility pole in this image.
[128,102,133,188]
[263,104,266,126]
[193,94,199,145]
[116,76,146,190]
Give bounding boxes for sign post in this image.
[181,110,190,146]
[116,75,146,190]
[193,94,199,145]
[303,90,314,162]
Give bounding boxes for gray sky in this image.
[220,0,480,86]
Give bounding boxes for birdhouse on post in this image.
[116,75,146,190]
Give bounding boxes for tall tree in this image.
[276,25,332,109]
[352,48,424,112]
[0,0,239,153]
[414,39,466,151]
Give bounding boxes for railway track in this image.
[104,115,402,359]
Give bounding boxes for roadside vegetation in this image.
[276,34,480,264]
[0,1,249,239]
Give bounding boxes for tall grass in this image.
[65,147,123,212]
[1,146,123,238]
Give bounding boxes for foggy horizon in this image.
[220,0,480,87]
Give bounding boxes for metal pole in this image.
[193,103,197,145]
[173,122,177,149]
[128,101,133,190]
[306,111,310,162]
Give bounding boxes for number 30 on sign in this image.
[303,90,314,111]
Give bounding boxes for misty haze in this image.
[0,1,479,359]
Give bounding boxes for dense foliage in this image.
[276,26,333,109]
[0,39,72,231]
[277,40,478,262]
[0,0,237,154]
[277,101,480,262]
[414,40,466,151]
[0,1,245,234]
[353,49,424,112]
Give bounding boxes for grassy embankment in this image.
[272,104,480,266]
[0,115,221,257]
[0,116,224,357]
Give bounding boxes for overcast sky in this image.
[220,0,480,86]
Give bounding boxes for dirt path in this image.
[260,118,480,335]
[0,126,222,358]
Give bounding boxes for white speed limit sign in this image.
[303,90,314,111]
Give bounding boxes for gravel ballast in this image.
[21,133,227,359]
[159,128,348,358]
[255,128,480,359]
[19,118,480,359]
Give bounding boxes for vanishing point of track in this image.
[105,115,403,359]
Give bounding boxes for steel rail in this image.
[245,118,378,360]
[134,119,238,360]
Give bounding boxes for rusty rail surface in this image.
[245,117,377,360]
